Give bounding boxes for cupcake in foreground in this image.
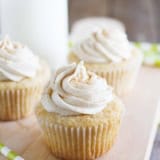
[0,36,50,120]
[36,61,124,160]
[68,28,143,95]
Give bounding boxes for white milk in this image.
[1,0,68,69]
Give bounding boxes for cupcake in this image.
[0,36,50,120]
[68,28,143,95]
[36,61,124,160]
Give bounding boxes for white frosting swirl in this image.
[42,61,113,116]
[0,36,39,81]
[72,28,131,63]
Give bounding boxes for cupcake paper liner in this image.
[86,58,141,95]
[37,119,120,160]
[0,86,42,121]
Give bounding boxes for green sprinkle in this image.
[151,44,158,53]
[132,42,160,67]
[155,61,160,67]
[0,144,4,150]
[143,51,156,60]
[7,151,17,159]
[134,42,141,48]
[68,41,74,48]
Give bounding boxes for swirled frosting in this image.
[70,17,125,43]
[42,61,113,116]
[0,36,39,81]
[72,28,131,63]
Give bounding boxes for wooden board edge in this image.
[145,100,160,160]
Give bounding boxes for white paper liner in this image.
[38,119,120,160]
[0,87,42,120]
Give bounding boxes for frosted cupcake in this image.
[36,61,124,160]
[0,36,50,120]
[68,28,143,95]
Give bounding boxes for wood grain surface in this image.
[68,1,160,159]
[0,67,160,160]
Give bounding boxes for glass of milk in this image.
[1,0,68,69]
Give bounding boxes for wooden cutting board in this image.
[0,66,160,160]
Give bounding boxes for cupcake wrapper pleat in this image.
[85,54,142,95]
[92,64,140,95]
[0,87,42,120]
[38,119,120,160]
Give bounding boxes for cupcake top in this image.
[70,17,125,43]
[72,28,131,63]
[42,61,113,116]
[0,36,39,82]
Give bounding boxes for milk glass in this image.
[1,0,68,69]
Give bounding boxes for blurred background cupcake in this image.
[36,61,124,160]
[68,28,143,95]
[0,36,50,120]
